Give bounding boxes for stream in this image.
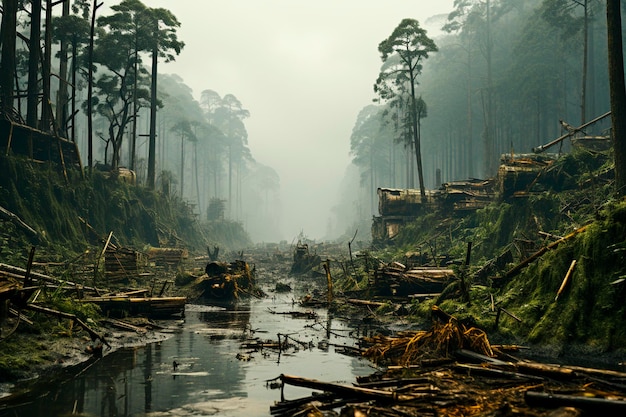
[0,289,377,416]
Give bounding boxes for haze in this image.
[147,0,454,242]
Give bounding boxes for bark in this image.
[147,20,158,189]
[26,0,42,129]
[525,391,626,413]
[0,0,18,116]
[607,0,626,195]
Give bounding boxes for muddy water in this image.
[0,293,376,416]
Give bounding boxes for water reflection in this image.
[0,296,374,417]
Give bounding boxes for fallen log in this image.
[514,361,577,380]
[270,392,341,415]
[525,390,626,413]
[347,298,386,307]
[494,225,588,287]
[23,303,110,348]
[0,263,105,293]
[101,318,147,333]
[279,374,412,402]
[0,204,39,238]
[454,363,545,382]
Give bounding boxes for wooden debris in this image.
[0,262,104,293]
[279,374,411,401]
[268,309,318,320]
[290,242,321,275]
[0,204,38,239]
[104,246,147,284]
[23,303,109,348]
[525,391,626,413]
[101,318,148,333]
[79,294,186,318]
[196,259,256,301]
[373,263,454,296]
[347,298,386,308]
[147,247,188,268]
[271,339,626,416]
[493,225,589,287]
[361,306,493,366]
[555,259,577,301]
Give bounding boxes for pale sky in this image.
[147,0,454,241]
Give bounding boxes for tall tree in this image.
[146,5,184,189]
[87,0,103,172]
[607,0,626,195]
[0,0,18,117]
[52,11,91,142]
[376,18,437,198]
[54,0,70,137]
[26,0,42,130]
[92,0,152,170]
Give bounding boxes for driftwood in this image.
[323,260,333,303]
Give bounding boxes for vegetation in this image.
[375,18,438,198]
[0,0,280,242]
[346,0,622,228]
[0,155,251,266]
[358,147,626,353]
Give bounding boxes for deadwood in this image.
[23,303,110,348]
[0,204,38,238]
[494,225,589,287]
[525,391,626,413]
[279,374,412,401]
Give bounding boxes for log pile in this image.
[377,188,437,217]
[147,247,188,269]
[105,246,147,284]
[438,178,496,211]
[79,293,186,318]
[373,262,454,296]
[498,153,557,198]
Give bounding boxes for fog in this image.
[147,0,454,242]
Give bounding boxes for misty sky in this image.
[147,0,454,241]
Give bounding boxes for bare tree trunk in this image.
[41,1,53,131]
[581,0,589,123]
[180,133,184,198]
[26,0,42,130]
[607,0,626,195]
[56,0,70,137]
[0,0,18,116]
[87,1,103,172]
[147,19,158,189]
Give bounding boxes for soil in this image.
[0,319,177,400]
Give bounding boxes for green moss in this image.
[494,201,626,351]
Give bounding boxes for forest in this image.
[344,0,626,227]
[0,0,281,242]
[0,0,625,241]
